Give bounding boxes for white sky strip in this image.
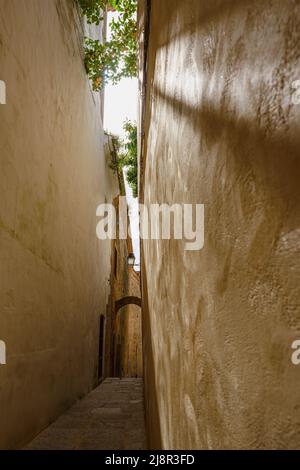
[103,13,140,267]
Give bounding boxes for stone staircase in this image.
[25,378,147,450]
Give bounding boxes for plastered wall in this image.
[110,198,143,378]
[123,269,143,378]
[140,0,300,449]
[0,0,117,449]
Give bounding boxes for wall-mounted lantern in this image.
[127,253,136,267]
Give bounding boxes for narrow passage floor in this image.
[25,378,147,450]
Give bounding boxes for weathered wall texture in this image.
[110,197,143,378]
[113,270,143,378]
[0,0,118,449]
[140,0,300,449]
[123,269,143,378]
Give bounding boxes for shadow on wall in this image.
[141,258,163,450]
[141,0,300,450]
[151,0,256,51]
[153,85,300,212]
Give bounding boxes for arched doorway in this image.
[115,296,142,312]
[113,296,142,378]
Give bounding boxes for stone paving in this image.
[25,378,147,450]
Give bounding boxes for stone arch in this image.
[115,296,141,313]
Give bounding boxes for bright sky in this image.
[104,81,140,268]
[104,13,140,264]
[103,13,140,268]
[104,78,138,138]
[124,169,140,270]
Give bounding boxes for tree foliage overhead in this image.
[118,121,138,198]
[78,0,138,90]
[108,121,138,197]
[78,0,108,24]
[107,122,138,197]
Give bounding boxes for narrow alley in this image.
[25,378,146,450]
[1,0,300,455]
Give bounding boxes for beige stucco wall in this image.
[110,198,143,378]
[123,269,143,378]
[0,0,118,449]
[141,0,300,449]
